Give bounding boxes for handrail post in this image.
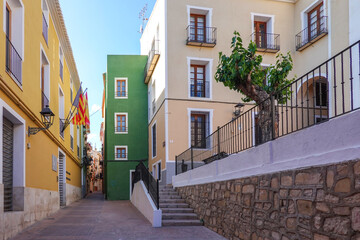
[191,147,194,170]
[270,95,276,140]
[156,179,159,209]
[217,126,221,159]
[175,155,178,175]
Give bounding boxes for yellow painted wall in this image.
[0,0,81,190]
[148,104,166,170]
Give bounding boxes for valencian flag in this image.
[71,87,90,128]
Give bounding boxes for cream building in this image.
[141,0,360,185]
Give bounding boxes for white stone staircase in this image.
[159,185,202,226]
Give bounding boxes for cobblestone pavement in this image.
[11,192,225,240]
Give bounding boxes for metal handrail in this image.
[132,161,159,209]
[186,26,217,45]
[176,39,360,175]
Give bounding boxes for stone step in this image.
[161,208,194,213]
[162,219,203,227]
[160,199,186,204]
[159,195,182,199]
[162,213,199,220]
[159,185,173,189]
[159,189,177,193]
[160,203,189,208]
[159,191,178,195]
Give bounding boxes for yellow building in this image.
[0,0,83,238]
[141,0,359,184]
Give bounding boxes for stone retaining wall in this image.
[176,158,360,240]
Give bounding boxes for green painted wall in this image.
[104,55,148,200]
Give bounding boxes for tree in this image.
[215,31,294,143]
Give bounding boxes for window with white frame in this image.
[115,146,127,160]
[42,0,49,44]
[187,6,213,43]
[40,47,50,110]
[59,46,64,81]
[190,112,209,148]
[4,0,24,85]
[115,113,128,133]
[70,122,74,150]
[115,78,128,99]
[188,58,212,99]
[251,13,275,49]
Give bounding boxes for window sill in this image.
[6,70,23,91]
[114,158,128,161]
[115,132,128,134]
[189,96,211,101]
[115,96,128,99]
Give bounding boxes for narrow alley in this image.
[12,192,225,240]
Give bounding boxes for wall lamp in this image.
[28,105,55,136]
[233,103,245,118]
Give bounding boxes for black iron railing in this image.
[115,153,128,159]
[296,16,328,51]
[59,118,65,138]
[186,26,217,47]
[251,32,280,52]
[176,39,360,175]
[115,91,127,98]
[70,136,74,149]
[132,161,159,209]
[41,91,49,110]
[42,13,48,44]
[5,36,22,85]
[190,80,210,98]
[77,146,80,158]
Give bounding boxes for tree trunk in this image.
[256,97,279,145]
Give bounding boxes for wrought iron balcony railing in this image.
[144,40,160,84]
[251,32,280,53]
[115,127,128,133]
[296,16,328,51]
[59,118,65,138]
[115,91,128,98]
[186,26,217,47]
[41,91,49,110]
[42,13,48,44]
[5,36,22,85]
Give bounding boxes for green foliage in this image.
[215,31,294,104]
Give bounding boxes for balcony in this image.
[42,13,48,45]
[251,32,280,53]
[186,26,216,47]
[5,36,22,86]
[41,91,49,110]
[296,16,328,51]
[144,40,160,84]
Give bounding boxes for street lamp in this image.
[28,105,55,136]
[233,103,245,118]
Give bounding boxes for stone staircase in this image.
[159,185,202,226]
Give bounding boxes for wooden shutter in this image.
[3,117,14,212]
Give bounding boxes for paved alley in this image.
[11,192,225,240]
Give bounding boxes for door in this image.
[190,65,206,97]
[254,21,267,48]
[59,152,66,206]
[308,2,324,40]
[191,114,207,148]
[190,14,206,42]
[3,117,14,212]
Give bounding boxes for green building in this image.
[103,55,148,200]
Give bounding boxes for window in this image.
[308,2,324,40]
[315,81,328,107]
[59,47,64,81]
[59,87,65,138]
[191,65,206,98]
[191,113,207,148]
[70,122,74,150]
[151,81,156,115]
[42,0,49,44]
[40,47,50,110]
[115,113,128,133]
[188,57,212,99]
[115,78,127,98]
[77,126,80,158]
[254,21,267,49]
[152,123,156,158]
[115,146,127,160]
[190,14,206,42]
[4,0,24,85]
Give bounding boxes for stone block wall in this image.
[176,159,360,240]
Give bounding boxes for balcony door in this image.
[191,113,207,148]
[308,2,324,40]
[190,65,206,98]
[190,14,206,42]
[254,21,267,49]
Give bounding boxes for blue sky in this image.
[59,0,155,150]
